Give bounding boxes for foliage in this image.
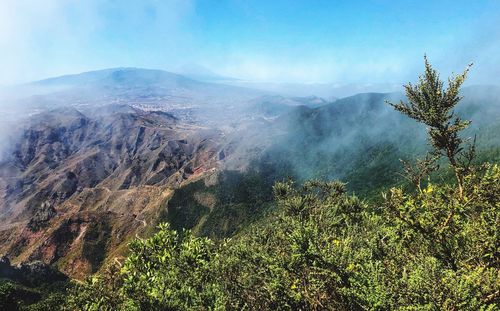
[216,180,367,310]
[387,56,474,198]
[66,164,499,310]
[0,279,68,311]
[67,224,224,311]
[48,59,500,309]
[375,164,500,310]
[165,160,293,239]
[0,280,19,310]
[22,292,66,311]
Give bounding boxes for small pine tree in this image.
[387,56,474,199]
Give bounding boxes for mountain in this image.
[0,106,226,278]
[243,95,330,119]
[261,88,500,196]
[226,81,402,98]
[0,67,499,282]
[6,68,264,126]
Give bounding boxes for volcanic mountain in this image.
[1,68,499,280]
[0,105,227,278]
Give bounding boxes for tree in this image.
[0,281,18,311]
[381,57,500,308]
[65,57,499,310]
[66,223,224,311]
[387,56,474,199]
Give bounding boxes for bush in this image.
[66,58,499,310]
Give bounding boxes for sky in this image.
[0,0,499,85]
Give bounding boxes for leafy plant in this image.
[387,56,474,198]
[64,58,499,310]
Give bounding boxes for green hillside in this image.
[2,61,499,310]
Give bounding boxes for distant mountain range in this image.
[0,67,499,280]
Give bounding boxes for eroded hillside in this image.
[0,106,226,278]
[1,68,499,281]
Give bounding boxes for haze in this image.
[1,0,499,86]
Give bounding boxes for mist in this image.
[1,1,499,85]
[2,3,500,303]
[1,0,500,178]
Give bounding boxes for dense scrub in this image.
[63,58,499,310]
[0,279,68,311]
[65,163,499,310]
[3,59,500,310]
[164,159,294,239]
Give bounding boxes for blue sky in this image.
[0,0,499,84]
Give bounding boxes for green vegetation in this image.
[65,163,499,310]
[2,59,499,310]
[61,58,499,310]
[164,160,293,239]
[82,219,113,273]
[0,279,68,311]
[387,55,474,199]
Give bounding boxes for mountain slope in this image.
[0,106,225,278]
[1,71,499,280]
[260,88,500,196]
[10,68,264,125]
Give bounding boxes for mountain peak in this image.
[31,67,196,88]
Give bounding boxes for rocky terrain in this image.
[0,104,229,278]
[0,68,338,279]
[1,68,499,281]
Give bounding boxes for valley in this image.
[0,67,499,309]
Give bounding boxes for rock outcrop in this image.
[0,107,224,278]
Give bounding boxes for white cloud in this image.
[0,0,194,85]
[208,51,408,84]
[0,0,98,84]
[0,1,498,85]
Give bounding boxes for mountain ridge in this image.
[0,70,499,280]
